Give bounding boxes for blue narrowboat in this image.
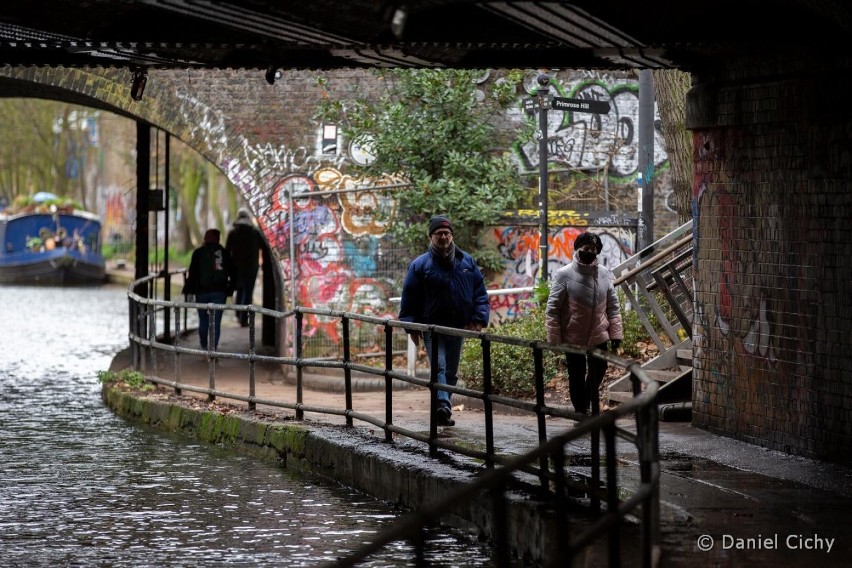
[0,197,106,286]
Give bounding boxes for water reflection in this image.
[0,285,491,566]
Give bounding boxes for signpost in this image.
[522,79,611,282]
[551,97,610,114]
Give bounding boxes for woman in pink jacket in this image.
[545,232,623,415]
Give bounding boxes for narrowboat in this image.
[0,194,106,285]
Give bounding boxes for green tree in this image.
[315,69,527,272]
[0,100,98,207]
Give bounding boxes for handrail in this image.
[126,270,660,567]
[613,232,692,287]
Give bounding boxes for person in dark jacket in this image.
[225,208,265,327]
[545,231,623,415]
[183,228,237,350]
[398,215,490,426]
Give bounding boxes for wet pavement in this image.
[113,315,852,568]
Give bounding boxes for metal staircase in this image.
[606,221,694,415]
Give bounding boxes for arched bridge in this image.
[0,0,849,464]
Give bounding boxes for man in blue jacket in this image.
[398,215,490,426]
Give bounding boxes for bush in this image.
[618,289,647,359]
[459,304,560,399]
[459,286,657,399]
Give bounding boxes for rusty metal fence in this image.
[127,271,661,567]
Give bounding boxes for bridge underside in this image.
[0,1,848,72]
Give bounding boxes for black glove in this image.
[611,339,622,351]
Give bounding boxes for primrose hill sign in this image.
[523,96,610,114]
[552,97,610,114]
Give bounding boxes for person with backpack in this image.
[183,228,237,350]
[225,208,265,327]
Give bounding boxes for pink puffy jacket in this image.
[545,255,623,348]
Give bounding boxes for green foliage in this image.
[533,278,550,309]
[618,287,652,358]
[315,69,527,272]
[616,288,680,358]
[148,245,193,268]
[458,288,661,398]
[459,305,560,399]
[97,369,153,391]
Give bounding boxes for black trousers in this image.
[565,342,609,414]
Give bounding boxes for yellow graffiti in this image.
[507,209,590,227]
[313,167,401,237]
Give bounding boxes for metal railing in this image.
[127,271,661,567]
[612,221,694,351]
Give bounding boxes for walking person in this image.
[183,228,236,350]
[545,231,623,415]
[225,208,265,327]
[398,215,490,426]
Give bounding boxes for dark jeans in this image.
[565,342,609,414]
[234,266,259,325]
[196,291,227,350]
[423,331,463,415]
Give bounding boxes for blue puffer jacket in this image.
[398,247,490,329]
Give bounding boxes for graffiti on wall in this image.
[513,79,668,178]
[243,140,346,174]
[253,168,407,350]
[218,71,655,349]
[175,92,232,164]
[483,222,634,324]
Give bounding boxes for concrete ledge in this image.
[101,383,583,564]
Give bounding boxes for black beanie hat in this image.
[428,215,453,236]
[574,231,602,253]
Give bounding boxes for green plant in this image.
[149,246,193,268]
[533,278,550,309]
[615,288,667,359]
[459,305,560,399]
[97,369,153,391]
[315,69,528,273]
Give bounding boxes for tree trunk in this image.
[652,69,693,222]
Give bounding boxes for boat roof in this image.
[0,208,101,223]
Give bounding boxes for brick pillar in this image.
[686,57,852,464]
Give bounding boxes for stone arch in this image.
[0,66,253,191]
[0,66,285,336]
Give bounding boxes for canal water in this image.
[0,284,492,566]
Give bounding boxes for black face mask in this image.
[578,251,597,264]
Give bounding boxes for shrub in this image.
[459,305,560,399]
[459,286,658,399]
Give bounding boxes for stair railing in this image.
[611,221,694,352]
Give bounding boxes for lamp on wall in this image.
[265,65,281,85]
[322,124,338,154]
[130,69,147,101]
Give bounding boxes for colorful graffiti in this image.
[483,223,633,324]
[227,72,656,350]
[513,79,668,178]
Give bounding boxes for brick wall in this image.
[687,57,852,464]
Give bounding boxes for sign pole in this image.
[537,73,550,282]
[638,69,655,250]
[521,81,611,282]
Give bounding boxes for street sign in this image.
[551,97,610,114]
[522,95,552,113]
